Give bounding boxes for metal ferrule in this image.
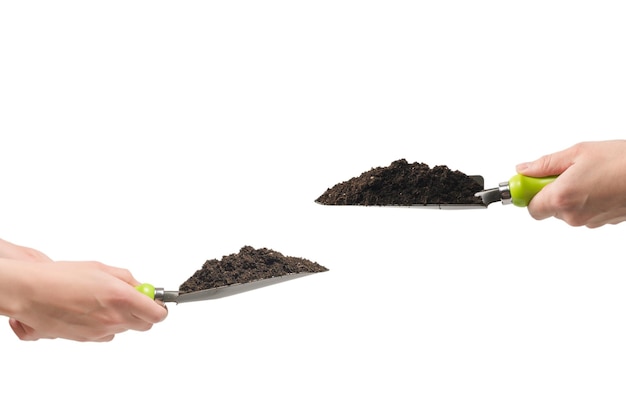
[499,181,512,205]
[154,289,180,303]
[154,287,166,302]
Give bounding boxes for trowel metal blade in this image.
[174,271,321,304]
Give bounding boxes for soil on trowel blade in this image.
[179,246,328,293]
[315,159,484,206]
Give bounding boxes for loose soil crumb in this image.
[179,246,329,293]
[315,159,484,206]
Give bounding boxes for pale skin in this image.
[0,238,167,342]
[516,139,626,228]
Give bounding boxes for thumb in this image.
[516,146,577,177]
[9,318,39,341]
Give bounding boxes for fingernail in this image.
[516,162,530,172]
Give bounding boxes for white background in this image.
[1,1,626,417]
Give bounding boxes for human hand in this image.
[2,259,167,342]
[0,238,52,262]
[516,140,626,228]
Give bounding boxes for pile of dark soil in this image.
[179,246,328,293]
[315,159,484,206]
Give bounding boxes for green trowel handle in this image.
[135,283,156,300]
[509,174,558,207]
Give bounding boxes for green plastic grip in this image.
[509,174,557,207]
[135,283,156,300]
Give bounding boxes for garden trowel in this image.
[135,272,323,304]
[316,174,556,209]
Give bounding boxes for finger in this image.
[96,264,165,318]
[516,144,580,178]
[61,324,123,342]
[525,184,557,221]
[131,304,169,326]
[73,324,120,342]
[11,317,119,342]
[92,334,115,342]
[127,320,155,332]
[127,290,169,325]
[9,318,40,341]
[98,278,168,329]
[585,212,626,229]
